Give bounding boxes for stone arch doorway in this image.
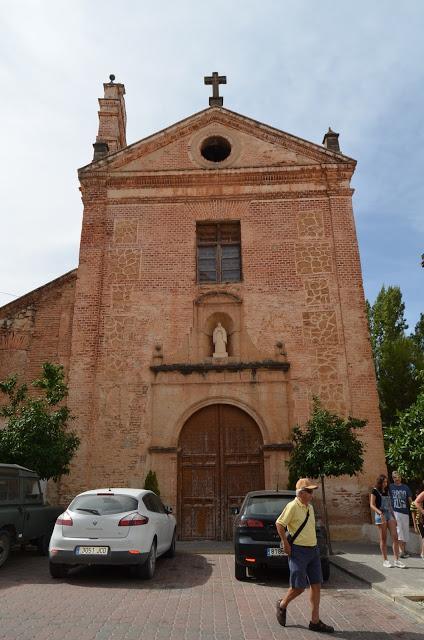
[177,404,264,540]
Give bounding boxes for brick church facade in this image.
[0,77,386,539]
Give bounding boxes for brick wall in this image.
[0,271,76,385]
[0,105,386,536]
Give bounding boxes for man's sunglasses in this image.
[302,488,314,494]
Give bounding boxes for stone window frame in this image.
[188,126,240,169]
[196,221,242,284]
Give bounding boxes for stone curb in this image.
[329,556,424,622]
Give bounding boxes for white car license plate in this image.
[76,546,109,555]
[267,547,285,557]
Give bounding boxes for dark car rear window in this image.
[244,495,292,517]
[0,477,19,502]
[69,494,138,515]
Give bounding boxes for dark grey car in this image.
[233,490,330,581]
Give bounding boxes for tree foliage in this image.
[367,285,423,428]
[0,363,80,480]
[412,313,424,352]
[287,399,366,480]
[378,337,424,427]
[144,470,160,496]
[287,398,366,552]
[384,385,424,481]
[367,285,408,375]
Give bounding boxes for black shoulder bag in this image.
[286,509,310,545]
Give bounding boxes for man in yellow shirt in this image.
[275,478,334,634]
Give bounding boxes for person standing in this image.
[411,486,424,559]
[389,471,412,558]
[275,478,334,634]
[369,474,406,568]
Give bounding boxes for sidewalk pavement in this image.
[330,541,424,619]
[178,540,424,620]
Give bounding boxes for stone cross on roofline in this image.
[204,71,227,107]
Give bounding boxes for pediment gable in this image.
[80,107,355,175]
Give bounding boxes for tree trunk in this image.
[320,475,333,555]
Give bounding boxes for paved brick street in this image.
[0,548,422,640]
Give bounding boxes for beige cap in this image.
[296,478,319,491]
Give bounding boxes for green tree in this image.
[412,313,424,352]
[365,299,373,338]
[144,470,160,496]
[384,386,424,481]
[367,285,423,428]
[378,337,424,427]
[367,285,408,375]
[0,363,80,480]
[287,398,366,553]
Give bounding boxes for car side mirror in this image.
[165,505,173,514]
[230,506,240,515]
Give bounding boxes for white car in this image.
[49,488,176,579]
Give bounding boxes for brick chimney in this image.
[92,75,127,161]
[322,127,340,153]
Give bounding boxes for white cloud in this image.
[0,0,423,322]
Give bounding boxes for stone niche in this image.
[192,290,242,361]
[151,288,291,369]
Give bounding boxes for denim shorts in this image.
[288,544,322,589]
[375,509,394,525]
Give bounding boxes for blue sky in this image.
[0,0,422,329]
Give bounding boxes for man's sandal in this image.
[276,601,287,627]
[309,620,334,633]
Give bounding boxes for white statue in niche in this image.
[213,322,228,358]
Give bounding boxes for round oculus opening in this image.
[200,136,232,162]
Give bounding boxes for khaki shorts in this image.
[394,512,410,542]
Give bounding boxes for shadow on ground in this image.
[247,565,371,590]
[329,632,422,639]
[288,628,422,640]
[0,548,213,591]
[331,554,393,584]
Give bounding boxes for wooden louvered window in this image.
[197,222,242,283]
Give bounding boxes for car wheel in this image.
[235,560,247,581]
[164,530,176,558]
[321,559,330,582]
[137,539,157,579]
[37,533,51,556]
[0,530,11,568]
[49,561,69,579]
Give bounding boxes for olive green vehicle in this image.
[0,464,63,568]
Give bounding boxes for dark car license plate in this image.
[266,547,286,557]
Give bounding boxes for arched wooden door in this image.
[178,404,264,540]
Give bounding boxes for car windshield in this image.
[244,495,292,517]
[69,494,138,515]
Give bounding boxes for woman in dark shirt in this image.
[369,474,405,568]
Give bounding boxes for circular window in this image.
[200,136,232,162]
